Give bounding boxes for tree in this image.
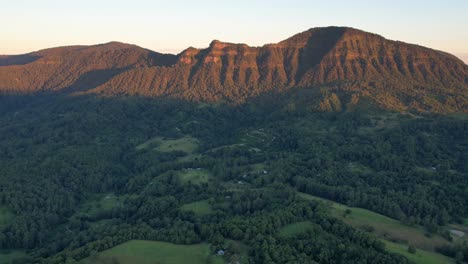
[455,251,464,264]
[408,245,416,254]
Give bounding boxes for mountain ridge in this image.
[1,26,467,112]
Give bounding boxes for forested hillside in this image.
[1,25,467,264]
[0,92,466,263]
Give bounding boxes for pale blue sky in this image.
[1,0,467,62]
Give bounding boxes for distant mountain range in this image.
[1,27,467,112]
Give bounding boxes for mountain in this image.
[0,41,176,93]
[1,27,467,112]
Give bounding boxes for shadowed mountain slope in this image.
[0,42,177,93]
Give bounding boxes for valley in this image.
[0,94,466,263]
[0,22,467,264]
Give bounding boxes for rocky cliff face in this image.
[1,27,467,112]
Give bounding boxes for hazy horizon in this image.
[1,0,467,63]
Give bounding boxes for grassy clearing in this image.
[136,136,199,153]
[278,221,317,238]
[448,113,468,120]
[298,192,455,262]
[80,240,225,264]
[77,193,122,217]
[247,162,267,174]
[384,240,453,264]
[297,192,449,251]
[157,136,198,153]
[359,113,405,133]
[181,200,213,216]
[448,223,468,244]
[449,224,468,234]
[414,166,437,175]
[223,181,250,192]
[206,143,246,153]
[176,153,202,163]
[241,129,274,147]
[0,250,27,264]
[0,206,14,229]
[347,162,373,174]
[89,219,117,229]
[177,169,211,185]
[135,137,160,150]
[196,103,211,109]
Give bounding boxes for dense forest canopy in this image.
[0,90,467,264]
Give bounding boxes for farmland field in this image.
[278,221,317,237]
[297,192,455,261]
[181,200,213,216]
[80,240,225,264]
[383,240,453,264]
[76,193,123,218]
[136,136,199,153]
[177,169,211,185]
